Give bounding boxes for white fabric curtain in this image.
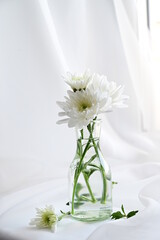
[0,1,160,239]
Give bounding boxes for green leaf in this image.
[88,168,97,177]
[80,129,83,139]
[111,211,124,220]
[60,210,65,214]
[112,181,118,185]
[83,168,98,178]
[77,139,82,156]
[88,163,100,170]
[84,154,97,168]
[121,204,126,216]
[87,123,92,132]
[127,210,139,218]
[111,205,139,220]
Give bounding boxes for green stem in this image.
[71,120,108,215]
[83,154,97,168]
[88,123,107,204]
[80,131,96,201]
[71,138,91,214]
[83,173,96,203]
[58,211,70,221]
[100,166,107,204]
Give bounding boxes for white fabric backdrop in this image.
[0,0,160,239]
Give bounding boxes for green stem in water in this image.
[88,123,107,204]
[71,137,91,214]
[72,129,98,214]
[100,165,107,204]
[83,173,97,203]
[71,119,108,215]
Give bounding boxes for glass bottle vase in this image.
[68,119,112,222]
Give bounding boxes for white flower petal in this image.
[64,69,92,90]
[30,206,58,232]
[56,119,69,124]
[51,223,57,233]
[68,119,77,128]
[58,112,66,116]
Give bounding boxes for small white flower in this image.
[88,73,109,96]
[107,81,129,108]
[88,73,128,109]
[29,206,58,232]
[64,69,92,91]
[57,89,110,129]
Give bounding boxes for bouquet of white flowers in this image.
[29,74,138,230]
[57,70,128,222]
[57,70,128,129]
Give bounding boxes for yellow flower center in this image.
[42,212,57,227]
[72,76,82,81]
[78,101,92,112]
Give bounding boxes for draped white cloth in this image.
[0,0,160,239]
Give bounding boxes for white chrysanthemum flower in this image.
[88,74,109,95]
[64,69,92,91]
[88,73,128,109]
[29,206,58,232]
[107,81,129,108]
[57,89,110,129]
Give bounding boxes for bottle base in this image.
[71,209,112,222]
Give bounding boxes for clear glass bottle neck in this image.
[75,119,101,141]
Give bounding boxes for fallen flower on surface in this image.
[29,205,58,232]
[29,206,70,233]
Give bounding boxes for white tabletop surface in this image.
[1,162,160,240]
